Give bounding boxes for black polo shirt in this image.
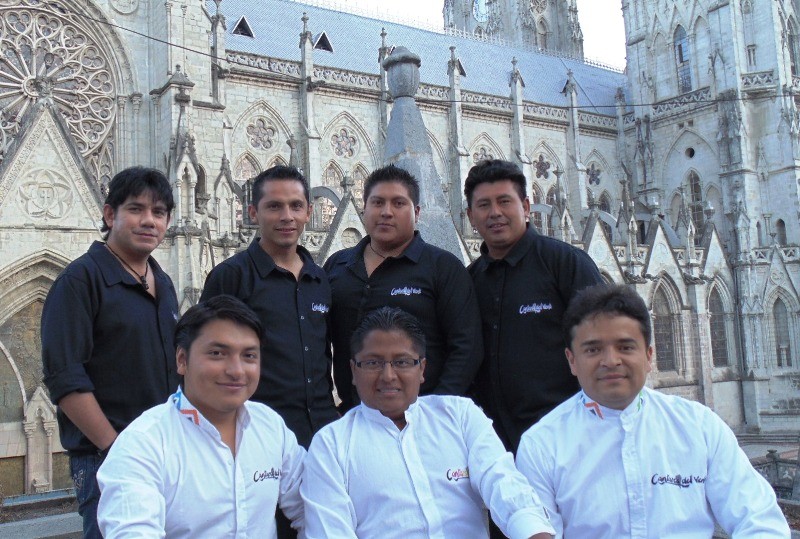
[324,232,483,411]
[42,241,180,454]
[200,240,337,448]
[469,225,603,452]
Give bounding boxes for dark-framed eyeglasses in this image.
[352,358,422,371]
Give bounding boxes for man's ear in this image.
[176,347,188,375]
[565,347,577,377]
[102,204,115,230]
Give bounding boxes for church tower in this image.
[444,0,584,59]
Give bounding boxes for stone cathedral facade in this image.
[0,0,797,497]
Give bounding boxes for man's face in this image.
[566,313,653,410]
[351,329,425,427]
[248,179,311,254]
[363,181,420,251]
[177,318,261,426]
[467,180,530,259]
[103,191,170,258]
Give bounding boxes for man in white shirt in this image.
[516,284,790,538]
[302,306,554,539]
[97,295,305,538]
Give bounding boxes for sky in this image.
[311,0,627,69]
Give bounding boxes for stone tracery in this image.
[0,0,116,186]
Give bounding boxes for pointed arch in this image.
[350,163,369,211]
[766,292,796,368]
[529,141,563,175]
[427,130,450,184]
[0,250,71,324]
[268,155,288,168]
[530,183,545,232]
[317,161,345,229]
[707,281,734,367]
[674,25,693,93]
[231,153,261,187]
[232,100,294,162]
[536,18,548,49]
[322,111,379,167]
[651,274,683,372]
[775,219,788,245]
[598,191,612,214]
[693,16,712,87]
[468,133,506,164]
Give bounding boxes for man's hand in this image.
[59,391,117,451]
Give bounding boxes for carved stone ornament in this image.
[588,163,602,185]
[17,168,73,219]
[530,0,546,14]
[246,118,276,150]
[472,146,494,163]
[535,154,551,179]
[331,128,358,158]
[110,0,138,15]
[341,227,362,248]
[0,0,116,184]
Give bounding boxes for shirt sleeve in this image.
[301,428,359,539]
[277,422,307,533]
[702,410,791,537]
[555,246,603,307]
[462,401,555,539]
[431,255,484,396]
[96,427,167,538]
[515,430,563,538]
[41,272,96,403]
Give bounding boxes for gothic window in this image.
[531,184,544,233]
[776,219,787,245]
[0,1,117,186]
[268,155,288,168]
[233,156,258,225]
[674,26,693,94]
[757,221,763,246]
[537,19,548,49]
[320,163,343,229]
[546,186,557,206]
[688,171,704,230]
[708,288,729,367]
[351,164,368,211]
[743,1,757,68]
[246,118,276,150]
[772,298,792,367]
[472,146,494,163]
[788,19,799,77]
[473,0,488,23]
[588,163,601,185]
[535,155,551,179]
[653,287,677,371]
[331,128,358,158]
[599,192,611,213]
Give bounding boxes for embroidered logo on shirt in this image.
[253,468,282,482]
[311,303,330,314]
[446,467,470,482]
[391,286,422,296]
[584,400,604,420]
[651,473,706,488]
[518,302,553,315]
[172,388,200,425]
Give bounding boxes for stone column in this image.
[447,46,470,232]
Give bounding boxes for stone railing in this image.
[418,84,450,101]
[578,111,617,130]
[623,112,636,127]
[461,91,513,111]
[751,448,799,500]
[226,52,302,77]
[523,103,569,121]
[313,67,381,89]
[781,246,800,261]
[652,87,711,118]
[741,70,776,91]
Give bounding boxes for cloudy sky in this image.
[310,0,627,69]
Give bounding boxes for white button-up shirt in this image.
[302,395,554,539]
[516,387,790,538]
[97,389,306,538]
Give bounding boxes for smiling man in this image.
[42,167,179,539]
[302,307,554,539]
[324,165,482,413]
[97,295,305,538]
[516,284,790,538]
[465,159,603,453]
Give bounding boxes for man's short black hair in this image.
[464,159,527,208]
[563,284,652,350]
[101,167,174,239]
[363,165,420,206]
[251,165,310,208]
[350,306,426,358]
[175,295,263,354]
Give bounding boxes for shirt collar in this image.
[170,387,251,434]
[346,231,425,267]
[359,399,421,430]
[578,390,645,421]
[90,240,165,288]
[247,237,322,281]
[478,224,538,269]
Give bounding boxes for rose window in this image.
[0,0,116,185]
[530,0,547,14]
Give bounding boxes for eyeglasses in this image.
[352,358,422,371]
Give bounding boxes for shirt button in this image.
[304,346,309,351]
[366,284,370,289]
[307,377,312,384]
[300,315,305,320]
[492,324,498,329]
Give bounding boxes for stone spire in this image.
[382,47,468,262]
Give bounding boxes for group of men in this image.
[41,161,790,538]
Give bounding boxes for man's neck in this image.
[370,235,413,259]
[106,239,150,268]
[260,240,303,277]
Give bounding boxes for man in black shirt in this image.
[200,165,338,448]
[324,165,482,412]
[465,159,603,453]
[42,167,179,539]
